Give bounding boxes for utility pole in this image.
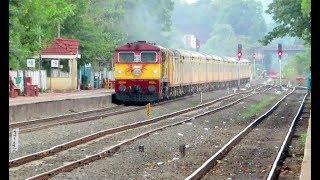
[237,44,242,90]
[38,25,42,92]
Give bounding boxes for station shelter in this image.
[40,37,81,91]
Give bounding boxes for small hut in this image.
[41,38,81,91]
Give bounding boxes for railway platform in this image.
[9,89,115,122]
[299,114,311,180]
[9,89,114,106]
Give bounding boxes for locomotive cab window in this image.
[119,52,134,62]
[141,52,157,62]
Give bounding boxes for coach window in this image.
[119,52,134,62]
[141,52,157,62]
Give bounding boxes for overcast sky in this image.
[183,0,198,4]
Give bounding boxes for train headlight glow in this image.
[134,85,142,92]
[117,70,122,74]
[153,70,158,74]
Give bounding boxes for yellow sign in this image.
[145,103,152,119]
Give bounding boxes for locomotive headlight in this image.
[153,70,158,74]
[148,85,156,92]
[134,85,141,92]
[117,70,122,74]
[132,68,142,76]
[119,85,126,92]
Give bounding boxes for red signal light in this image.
[237,52,242,59]
[278,51,283,58]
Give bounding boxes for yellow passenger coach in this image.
[113,41,251,103]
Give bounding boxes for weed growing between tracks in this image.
[300,132,307,148]
[243,96,275,119]
[190,100,199,107]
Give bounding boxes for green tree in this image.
[212,0,267,42]
[118,0,174,45]
[9,0,175,69]
[260,0,311,45]
[301,0,311,16]
[200,0,266,57]
[171,0,216,42]
[61,0,126,67]
[283,47,311,79]
[9,0,76,69]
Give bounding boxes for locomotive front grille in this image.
[115,93,159,102]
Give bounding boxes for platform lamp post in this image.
[277,44,283,88]
[237,44,242,90]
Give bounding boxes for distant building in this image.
[183,34,197,49]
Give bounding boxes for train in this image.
[112,41,252,104]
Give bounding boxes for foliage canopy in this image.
[9,0,175,69]
[260,0,311,45]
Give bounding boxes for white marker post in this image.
[200,92,203,103]
[10,128,19,153]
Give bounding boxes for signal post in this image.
[252,52,256,79]
[278,44,283,88]
[237,44,242,90]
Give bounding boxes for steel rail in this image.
[185,87,296,180]
[9,105,125,129]
[25,87,263,180]
[10,85,262,133]
[9,93,203,133]
[262,86,273,92]
[10,87,262,168]
[266,92,308,180]
[14,106,141,133]
[9,94,197,131]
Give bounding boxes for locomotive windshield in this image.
[119,52,134,62]
[141,52,156,62]
[118,52,156,63]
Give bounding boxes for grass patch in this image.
[243,96,275,119]
[189,100,199,107]
[300,132,307,146]
[301,133,307,144]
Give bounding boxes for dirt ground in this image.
[9,88,243,179]
[48,88,285,180]
[203,90,307,179]
[9,89,232,160]
[277,96,310,180]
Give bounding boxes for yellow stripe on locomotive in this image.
[114,64,161,80]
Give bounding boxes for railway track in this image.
[10,85,268,179]
[185,87,308,180]
[9,84,263,134]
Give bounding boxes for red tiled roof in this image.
[41,37,80,55]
